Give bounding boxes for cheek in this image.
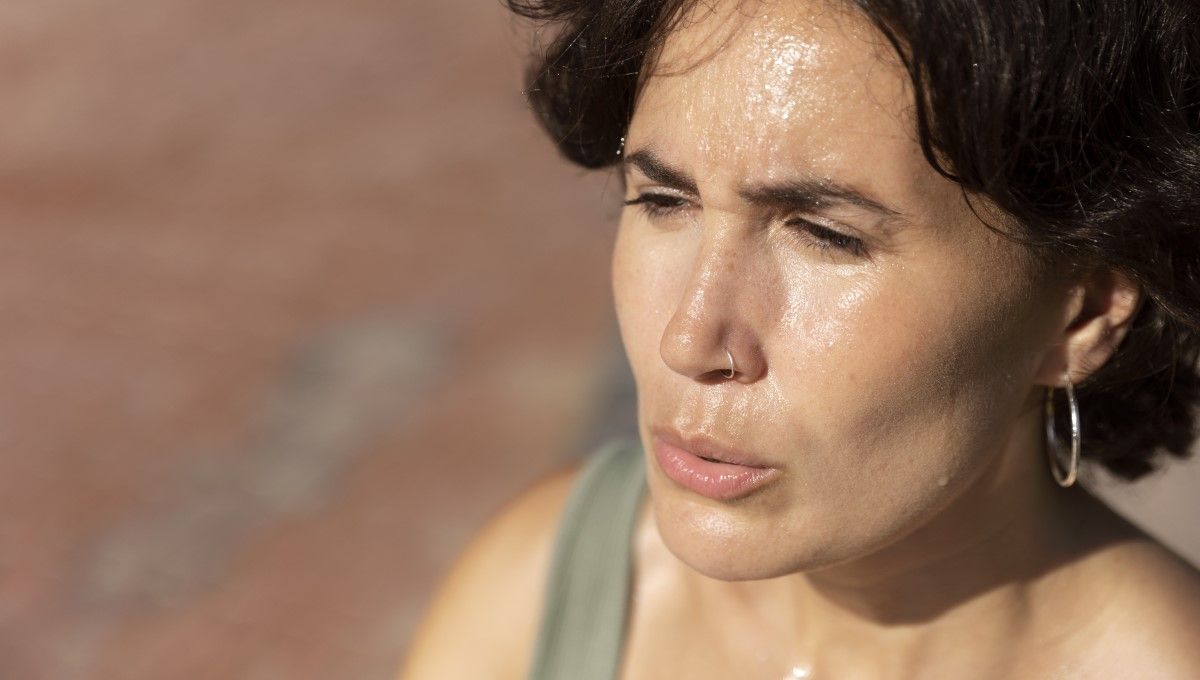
[612,219,688,377]
[787,271,1037,510]
[772,267,878,380]
[611,221,648,370]
[763,259,1039,517]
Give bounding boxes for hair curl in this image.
[506,0,1200,480]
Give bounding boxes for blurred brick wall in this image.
[0,2,622,678]
[1,2,1196,679]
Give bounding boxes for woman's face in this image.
[614,0,1069,579]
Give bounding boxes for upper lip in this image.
[651,424,777,468]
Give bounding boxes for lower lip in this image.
[651,436,780,501]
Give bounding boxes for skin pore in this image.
[610,0,1197,678]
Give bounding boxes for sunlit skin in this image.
[399,0,1200,678]
[609,0,1198,677]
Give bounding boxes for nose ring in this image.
[723,348,737,379]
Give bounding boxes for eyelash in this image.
[622,193,869,259]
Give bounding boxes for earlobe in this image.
[1033,268,1142,388]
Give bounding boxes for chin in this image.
[650,490,846,581]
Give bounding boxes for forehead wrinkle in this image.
[621,143,904,213]
[737,177,904,218]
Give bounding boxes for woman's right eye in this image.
[622,193,692,218]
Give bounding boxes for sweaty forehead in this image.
[629,0,915,187]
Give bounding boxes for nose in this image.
[659,229,765,383]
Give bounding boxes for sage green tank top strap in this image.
[527,438,647,680]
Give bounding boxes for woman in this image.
[402,0,1200,677]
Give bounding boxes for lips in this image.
[649,425,781,500]
[650,426,775,468]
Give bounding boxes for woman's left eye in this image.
[786,218,869,258]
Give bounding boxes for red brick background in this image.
[0,2,1194,679]
[0,2,620,677]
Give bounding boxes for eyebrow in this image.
[621,148,903,218]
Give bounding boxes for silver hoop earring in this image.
[1044,372,1080,487]
[723,348,736,379]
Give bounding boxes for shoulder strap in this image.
[527,438,647,680]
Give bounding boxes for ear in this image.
[1033,267,1142,387]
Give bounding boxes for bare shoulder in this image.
[397,459,586,680]
[1080,529,1200,676]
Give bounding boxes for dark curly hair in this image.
[505,0,1200,481]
